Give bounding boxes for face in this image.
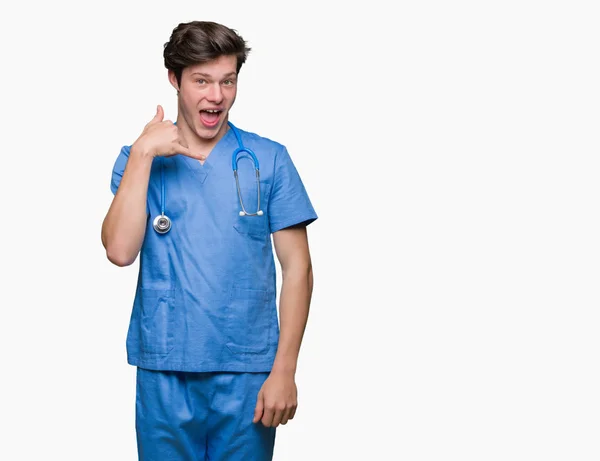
[169,55,238,145]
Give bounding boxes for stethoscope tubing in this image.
[153,122,262,234]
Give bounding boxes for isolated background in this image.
[1,0,599,459]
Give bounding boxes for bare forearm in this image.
[101,147,153,266]
[271,265,313,375]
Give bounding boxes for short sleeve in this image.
[110,145,131,195]
[268,146,318,233]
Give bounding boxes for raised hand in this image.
[132,105,205,160]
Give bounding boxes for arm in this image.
[271,224,314,375]
[101,146,153,267]
[253,224,314,428]
[101,105,199,267]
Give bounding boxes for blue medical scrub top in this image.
[110,124,318,372]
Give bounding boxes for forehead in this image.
[184,55,238,77]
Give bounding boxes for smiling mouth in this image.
[199,109,222,126]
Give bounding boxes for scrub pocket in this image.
[226,286,273,354]
[233,182,271,240]
[139,288,177,355]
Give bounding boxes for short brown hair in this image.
[163,21,251,87]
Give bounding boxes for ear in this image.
[168,69,180,92]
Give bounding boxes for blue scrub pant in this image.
[135,367,276,460]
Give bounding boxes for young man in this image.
[101,21,318,460]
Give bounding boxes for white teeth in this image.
[204,109,219,113]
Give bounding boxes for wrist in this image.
[271,360,297,376]
[130,142,155,161]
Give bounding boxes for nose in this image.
[206,83,223,103]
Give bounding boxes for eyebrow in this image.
[191,72,237,78]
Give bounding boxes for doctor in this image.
[101,20,317,460]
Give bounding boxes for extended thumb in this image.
[152,104,164,122]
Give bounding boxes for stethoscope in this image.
[153,121,262,234]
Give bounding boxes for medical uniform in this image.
[110,124,317,460]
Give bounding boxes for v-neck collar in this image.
[177,123,235,184]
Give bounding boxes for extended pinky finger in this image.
[176,145,201,159]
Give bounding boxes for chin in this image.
[194,123,222,140]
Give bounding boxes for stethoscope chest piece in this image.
[153,214,172,234]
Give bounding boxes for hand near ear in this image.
[132,105,205,160]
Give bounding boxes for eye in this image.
[223,79,236,86]
[196,79,206,84]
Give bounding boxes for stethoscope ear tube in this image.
[233,167,262,217]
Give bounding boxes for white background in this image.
[1,0,599,459]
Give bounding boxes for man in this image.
[101,21,318,460]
